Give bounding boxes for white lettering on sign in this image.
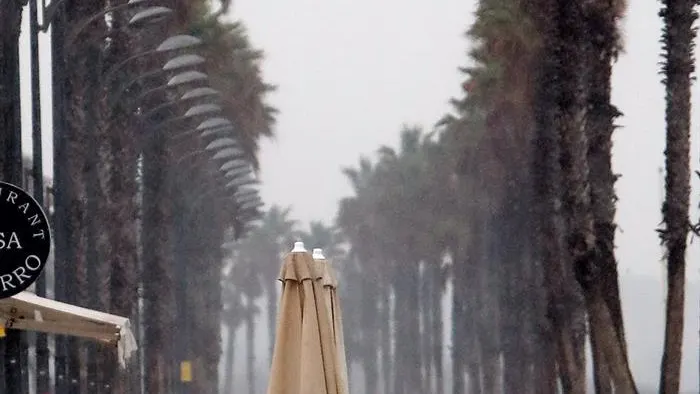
[0,255,43,292]
[25,255,41,271]
[6,191,17,204]
[0,232,22,250]
[28,213,41,226]
[0,275,15,292]
[12,267,32,284]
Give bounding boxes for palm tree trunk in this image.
[419,264,430,393]
[380,284,391,394]
[246,299,256,394]
[267,281,277,361]
[361,276,379,394]
[143,128,175,394]
[431,265,444,394]
[451,253,466,394]
[658,0,695,392]
[223,323,237,394]
[531,1,589,392]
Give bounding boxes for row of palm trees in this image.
[222,0,697,393]
[1,0,275,393]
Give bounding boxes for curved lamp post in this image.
[111,53,207,107]
[103,34,203,89]
[40,0,171,32]
[64,1,172,48]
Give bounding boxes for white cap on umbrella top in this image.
[291,241,306,253]
[312,248,326,260]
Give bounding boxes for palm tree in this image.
[298,221,344,260]
[229,234,265,394]
[582,1,629,392]
[247,206,297,358]
[337,158,383,393]
[658,0,696,392]
[221,283,244,394]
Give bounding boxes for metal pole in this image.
[49,0,70,392]
[1,1,27,392]
[29,0,51,392]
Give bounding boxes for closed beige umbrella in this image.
[312,248,350,394]
[266,241,339,394]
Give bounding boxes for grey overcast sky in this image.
[233,0,700,279]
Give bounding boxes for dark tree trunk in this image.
[658,0,695,392]
[62,1,108,392]
[50,1,70,391]
[142,128,175,394]
[451,251,466,394]
[223,322,237,394]
[267,282,277,360]
[380,284,391,394]
[583,2,628,392]
[246,299,256,394]
[431,265,444,394]
[361,275,379,394]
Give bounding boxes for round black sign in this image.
[0,182,51,299]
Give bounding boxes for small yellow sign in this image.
[0,327,5,338]
[180,361,192,382]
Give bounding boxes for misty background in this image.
[15,0,700,392]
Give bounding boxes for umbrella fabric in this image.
[313,257,350,394]
[0,291,138,367]
[267,251,339,394]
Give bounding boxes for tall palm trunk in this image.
[431,265,444,394]
[583,2,628,393]
[223,321,238,394]
[246,298,256,394]
[478,213,500,394]
[380,283,391,394]
[50,2,70,391]
[143,127,175,394]
[63,2,106,392]
[266,280,277,360]
[531,1,588,392]
[450,247,466,394]
[420,262,436,393]
[658,0,695,392]
[552,0,639,391]
[361,275,379,394]
[96,14,140,393]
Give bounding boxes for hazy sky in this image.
[234,0,700,278]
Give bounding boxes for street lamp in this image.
[103,34,203,88]
[212,147,244,161]
[184,103,222,117]
[40,0,170,32]
[112,52,207,106]
[197,117,232,130]
[220,159,249,173]
[205,137,238,151]
[163,54,206,71]
[64,1,172,48]
[225,174,258,190]
[140,87,220,122]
